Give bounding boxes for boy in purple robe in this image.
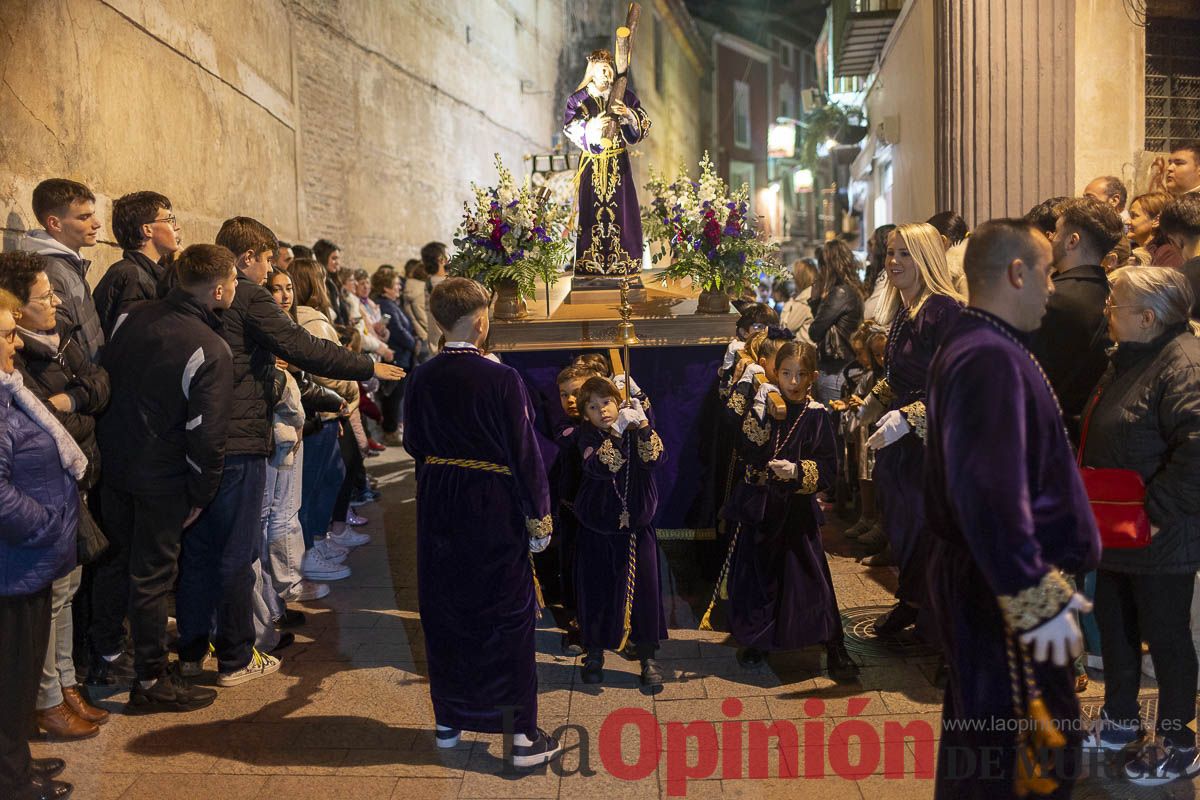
[402,278,561,768]
[924,219,1100,799]
[573,376,667,689]
[722,340,857,678]
[551,363,593,655]
[563,50,651,283]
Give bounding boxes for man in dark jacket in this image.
[172,218,405,688]
[19,179,104,363]
[97,243,237,713]
[1029,196,1124,442]
[93,191,182,339]
[1159,193,1200,319]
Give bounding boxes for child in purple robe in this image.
[551,364,593,655]
[573,376,667,689]
[720,341,857,678]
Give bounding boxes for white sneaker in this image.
[328,528,371,548]
[301,550,351,581]
[218,649,281,687]
[295,580,330,601]
[312,538,349,563]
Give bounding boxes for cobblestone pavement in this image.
[35,447,1191,799]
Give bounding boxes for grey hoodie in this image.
[21,231,104,363]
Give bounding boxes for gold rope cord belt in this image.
[573,145,627,200]
[423,456,512,476]
[421,455,546,615]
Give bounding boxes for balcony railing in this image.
[831,0,903,78]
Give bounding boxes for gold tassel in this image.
[616,530,639,651]
[1010,635,1066,797]
[699,524,740,631]
[528,552,546,618]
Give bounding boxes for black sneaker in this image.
[825,641,860,681]
[872,602,918,637]
[275,609,306,629]
[510,728,562,768]
[84,649,134,686]
[581,650,604,684]
[1124,739,1200,785]
[435,727,461,749]
[126,665,217,714]
[737,647,766,669]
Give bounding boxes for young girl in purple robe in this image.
[720,340,858,679]
[573,376,667,689]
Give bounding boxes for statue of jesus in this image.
[563,49,651,286]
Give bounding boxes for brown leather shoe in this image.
[35,703,99,741]
[62,685,108,725]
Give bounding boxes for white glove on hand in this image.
[738,362,765,386]
[585,116,608,149]
[752,382,780,420]
[613,405,641,435]
[624,398,648,428]
[767,459,797,480]
[866,410,911,450]
[529,534,552,553]
[721,339,746,371]
[858,392,884,424]
[1020,593,1092,667]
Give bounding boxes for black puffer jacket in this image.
[1081,324,1200,574]
[214,274,374,457]
[808,283,864,372]
[93,250,165,339]
[14,320,110,490]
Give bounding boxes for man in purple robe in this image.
[925,219,1101,799]
[402,278,561,768]
[563,49,651,287]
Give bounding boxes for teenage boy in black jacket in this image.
[93,191,181,339]
[171,218,404,688]
[96,243,237,713]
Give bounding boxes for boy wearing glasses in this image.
[94,191,182,338]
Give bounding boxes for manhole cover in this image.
[841,605,939,659]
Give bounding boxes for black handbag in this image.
[76,492,108,564]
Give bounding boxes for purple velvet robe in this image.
[402,346,552,736]
[563,86,651,277]
[925,310,1101,799]
[573,421,668,651]
[873,294,962,605]
[550,420,584,614]
[723,399,842,651]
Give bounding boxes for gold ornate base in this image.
[696,289,732,314]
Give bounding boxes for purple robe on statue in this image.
[873,293,962,606]
[573,421,668,652]
[722,398,842,651]
[925,309,1100,799]
[563,86,651,277]
[402,345,553,737]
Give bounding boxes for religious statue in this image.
[563,47,651,289]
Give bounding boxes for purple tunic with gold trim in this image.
[925,310,1100,799]
[573,421,668,651]
[402,345,552,736]
[723,398,842,651]
[563,86,651,277]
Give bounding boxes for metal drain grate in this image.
[840,605,939,660]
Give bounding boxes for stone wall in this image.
[0,0,703,282]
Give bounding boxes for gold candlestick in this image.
[615,274,639,403]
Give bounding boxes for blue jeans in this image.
[261,444,304,601]
[814,371,846,405]
[299,422,345,549]
[176,454,267,673]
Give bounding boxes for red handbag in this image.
[1078,386,1151,549]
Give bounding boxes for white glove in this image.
[624,398,648,428]
[529,534,552,553]
[612,373,643,399]
[613,404,641,434]
[585,116,608,149]
[767,459,797,480]
[752,382,779,420]
[721,339,746,371]
[866,410,911,450]
[1020,594,1092,667]
[858,392,884,423]
[738,362,765,386]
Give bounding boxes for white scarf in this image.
[0,368,87,480]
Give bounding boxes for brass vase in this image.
[493,279,528,320]
[696,287,732,314]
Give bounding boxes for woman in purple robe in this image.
[402,278,559,768]
[865,222,965,637]
[722,340,857,678]
[572,376,667,689]
[563,50,651,280]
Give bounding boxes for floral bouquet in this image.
[449,154,573,302]
[642,152,781,303]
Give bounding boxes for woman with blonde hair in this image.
[780,258,816,343]
[862,222,965,633]
[1083,267,1200,781]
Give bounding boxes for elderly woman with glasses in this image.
[1082,267,1200,785]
